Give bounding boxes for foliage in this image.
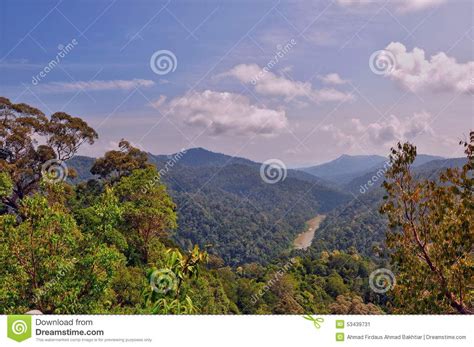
[380,134,473,314]
[313,190,387,261]
[114,167,177,264]
[329,295,384,314]
[0,185,124,313]
[0,97,97,212]
[1,98,470,315]
[90,139,150,183]
[143,245,208,314]
[70,155,352,265]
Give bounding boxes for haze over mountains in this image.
[299,153,445,184]
[68,147,464,265]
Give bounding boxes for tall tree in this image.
[90,140,150,183]
[0,97,97,212]
[381,132,473,314]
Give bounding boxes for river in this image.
[293,215,326,250]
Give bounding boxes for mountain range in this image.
[68,148,464,265]
[299,153,445,184]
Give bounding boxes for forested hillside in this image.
[1,98,472,315]
[70,150,351,265]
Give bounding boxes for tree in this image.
[114,167,177,263]
[0,97,217,315]
[381,132,473,314]
[0,97,97,212]
[90,140,150,183]
[329,295,383,314]
[0,182,123,313]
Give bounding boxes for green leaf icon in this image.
[7,315,32,342]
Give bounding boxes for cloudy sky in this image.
[0,0,472,166]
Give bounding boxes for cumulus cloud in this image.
[322,111,434,146]
[337,0,446,13]
[42,79,155,92]
[319,73,348,85]
[221,64,354,103]
[383,42,474,94]
[151,90,289,136]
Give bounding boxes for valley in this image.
[68,147,463,265]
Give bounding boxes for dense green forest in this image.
[1,97,472,314]
[69,149,351,265]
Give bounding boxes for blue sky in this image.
[0,0,472,166]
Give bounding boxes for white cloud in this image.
[322,111,434,146]
[337,0,446,13]
[336,0,372,7]
[396,0,446,13]
[42,79,155,92]
[151,90,289,136]
[383,42,474,94]
[149,95,167,108]
[319,73,349,85]
[221,64,354,103]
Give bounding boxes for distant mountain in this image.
[300,153,445,185]
[299,154,387,184]
[412,154,445,167]
[342,156,457,195]
[150,147,256,168]
[415,157,466,173]
[149,147,338,188]
[67,156,96,182]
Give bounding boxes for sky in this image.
[0,0,472,166]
